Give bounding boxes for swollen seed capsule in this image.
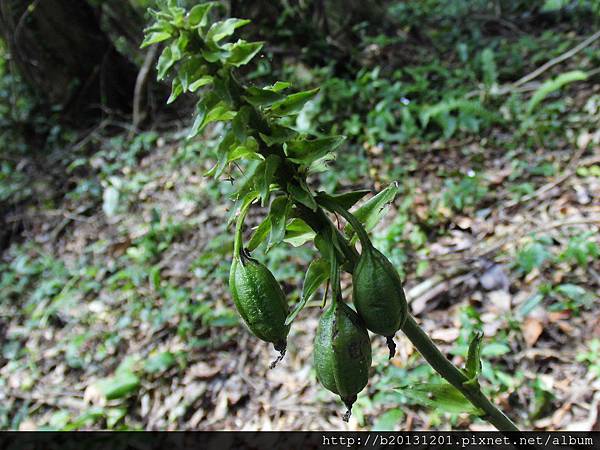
[314,300,372,421]
[229,251,290,366]
[352,244,408,358]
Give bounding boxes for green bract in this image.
[314,300,372,421]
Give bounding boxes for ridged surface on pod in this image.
[314,301,372,418]
[353,245,408,338]
[229,254,289,352]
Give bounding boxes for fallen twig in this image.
[132,45,160,134]
[512,30,600,88]
[465,30,600,99]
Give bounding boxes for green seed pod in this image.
[230,252,289,350]
[353,244,408,358]
[316,194,408,359]
[314,300,372,421]
[230,202,289,367]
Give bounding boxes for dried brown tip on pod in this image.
[269,342,287,369]
[342,395,357,422]
[386,336,397,360]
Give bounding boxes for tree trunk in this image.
[0,0,139,119]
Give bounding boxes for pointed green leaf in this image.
[481,343,510,357]
[286,258,330,326]
[205,103,236,124]
[373,408,405,431]
[189,101,207,138]
[167,77,183,104]
[64,407,105,430]
[247,217,271,251]
[258,155,280,206]
[286,136,346,166]
[322,190,371,210]
[202,47,229,63]
[527,70,587,114]
[228,190,259,226]
[188,92,220,138]
[106,407,127,429]
[156,46,175,80]
[284,218,315,247]
[178,57,204,91]
[206,18,250,44]
[144,352,176,374]
[174,33,189,56]
[93,372,140,401]
[345,182,399,238]
[288,179,317,211]
[226,41,264,67]
[230,160,261,202]
[205,132,235,178]
[189,75,213,92]
[191,100,236,139]
[259,125,298,146]
[227,137,261,163]
[232,106,251,141]
[244,87,287,107]
[267,196,291,250]
[269,88,319,116]
[314,230,334,262]
[465,330,484,380]
[396,383,484,415]
[188,2,216,28]
[269,81,291,92]
[141,31,172,48]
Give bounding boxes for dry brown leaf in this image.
[548,311,571,322]
[431,328,460,342]
[488,290,512,312]
[556,320,574,334]
[552,404,572,429]
[469,423,497,431]
[18,419,37,431]
[523,317,544,346]
[455,216,472,230]
[185,361,222,381]
[524,268,540,284]
[212,390,229,423]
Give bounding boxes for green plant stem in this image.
[402,316,519,431]
[293,202,360,269]
[317,195,372,247]
[233,196,253,256]
[329,253,341,305]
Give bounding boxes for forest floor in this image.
[2,120,599,430]
[2,11,600,431]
